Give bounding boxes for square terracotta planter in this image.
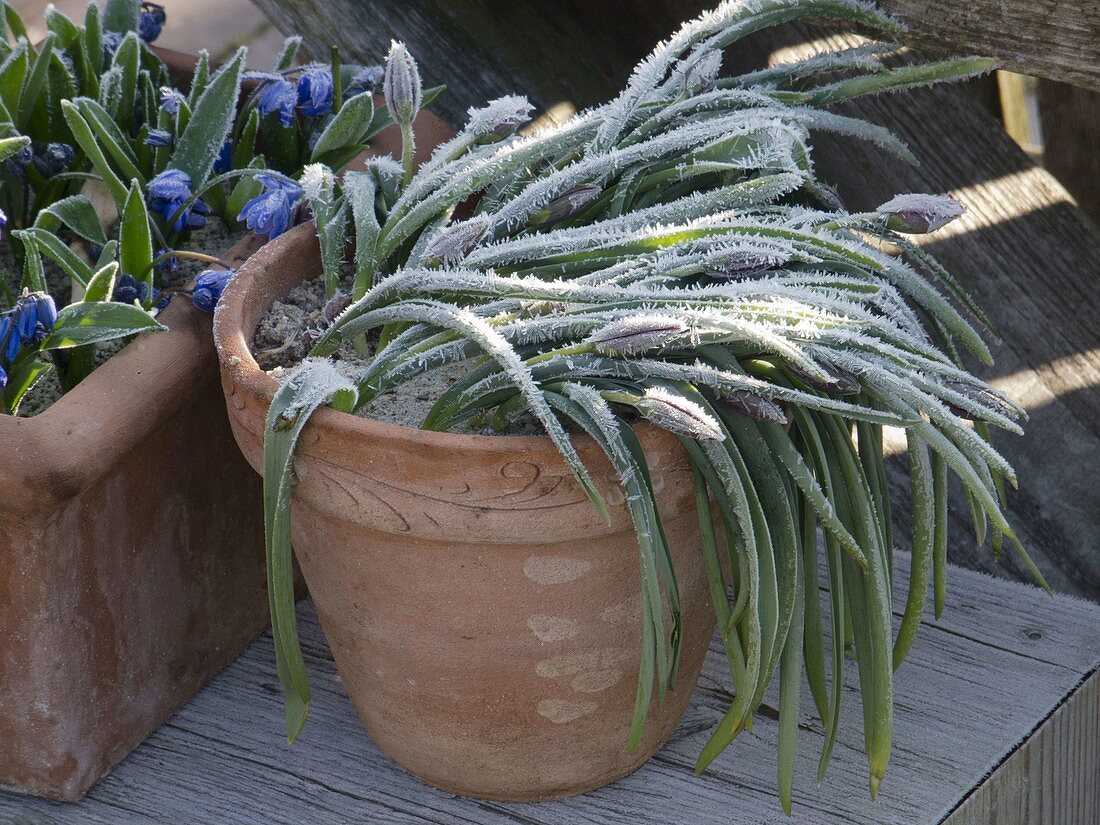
[0,232,270,801]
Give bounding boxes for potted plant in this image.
[216,0,1043,809]
[0,0,445,801]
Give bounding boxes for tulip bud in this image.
[383,41,422,127]
[787,360,861,396]
[876,194,963,234]
[678,50,723,96]
[470,95,534,144]
[635,386,723,441]
[723,389,790,425]
[587,315,688,356]
[422,216,491,267]
[529,184,602,228]
[322,291,353,324]
[944,380,1021,422]
[706,247,791,278]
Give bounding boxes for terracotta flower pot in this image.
[0,49,270,802]
[213,220,717,800]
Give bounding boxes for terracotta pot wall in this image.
[215,218,717,800]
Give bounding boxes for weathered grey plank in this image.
[876,0,1100,92]
[0,555,1095,824]
[1039,79,1100,227]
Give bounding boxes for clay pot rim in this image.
[213,221,677,464]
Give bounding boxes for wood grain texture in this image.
[1039,80,1100,227]
[249,0,701,125]
[0,555,1095,824]
[877,0,1100,92]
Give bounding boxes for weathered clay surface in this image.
[0,229,270,801]
[214,217,716,799]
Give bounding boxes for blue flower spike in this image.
[258,79,298,127]
[192,268,235,313]
[297,66,334,118]
[113,274,149,305]
[144,128,173,148]
[159,87,184,116]
[238,176,303,240]
[139,3,166,43]
[147,169,208,233]
[214,139,233,175]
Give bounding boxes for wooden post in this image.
[1039,80,1100,227]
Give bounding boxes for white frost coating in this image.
[635,385,724,441]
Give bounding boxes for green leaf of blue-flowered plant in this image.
[14,227,94,287]
[311,91,374,161]
[119,180,154,304]
[83,261,120,303]
[17,31,53,130]
[172,47,245,187]
[42,301,165,349]
[0,134,29,164]
[101,0,139,33]
[61,99,128,209]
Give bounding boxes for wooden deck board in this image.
[1,555,1095,824]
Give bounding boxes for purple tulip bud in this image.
[383,41,422,127]
[678,50,723,96]
[422,216,491,267]
[322,291,353,324]
[587,315,688,356]
[635,386,723,441]
[191,269,235,313]
[529,184,602,228]
[707,247,791,278]
[944,380,1021,422]
[470,95,533,144]
[877,194,964,234]
[723,389,790,425]
[787,360,861,396]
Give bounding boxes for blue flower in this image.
[113,274,149,305]
[6,144,32,178]
[147,169,208,233]
[213,139,233,175]
[160,86,184,115]
[0,207,6,229]
[155,248,179,273]
[101,31,123,61]
[34,294,57,332]
[0,363,7,388]
[0,315,14,364]
[346,65,383,96]
[32,142,75,177]
[237,176,302,239]
[139,3,166,42]
[257,79,297,127]
[144,128,173,148]
[191,268,235,313]
[297,66,334,117]
[3,316,19,362]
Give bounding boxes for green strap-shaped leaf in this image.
[264,361,358,742]
[77,96,143,184]
[172,47,246,187]
[62,99,128,210]
[310,91,374,161]
[109,31,141,132]
[41,300,165,349]
[14,227,94,287]
[119,180,154,304]
[33,193,108,246]
[83,261,120,303]
[0,133,29,163]
[101,0,139,33]
[17,31,53,130]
